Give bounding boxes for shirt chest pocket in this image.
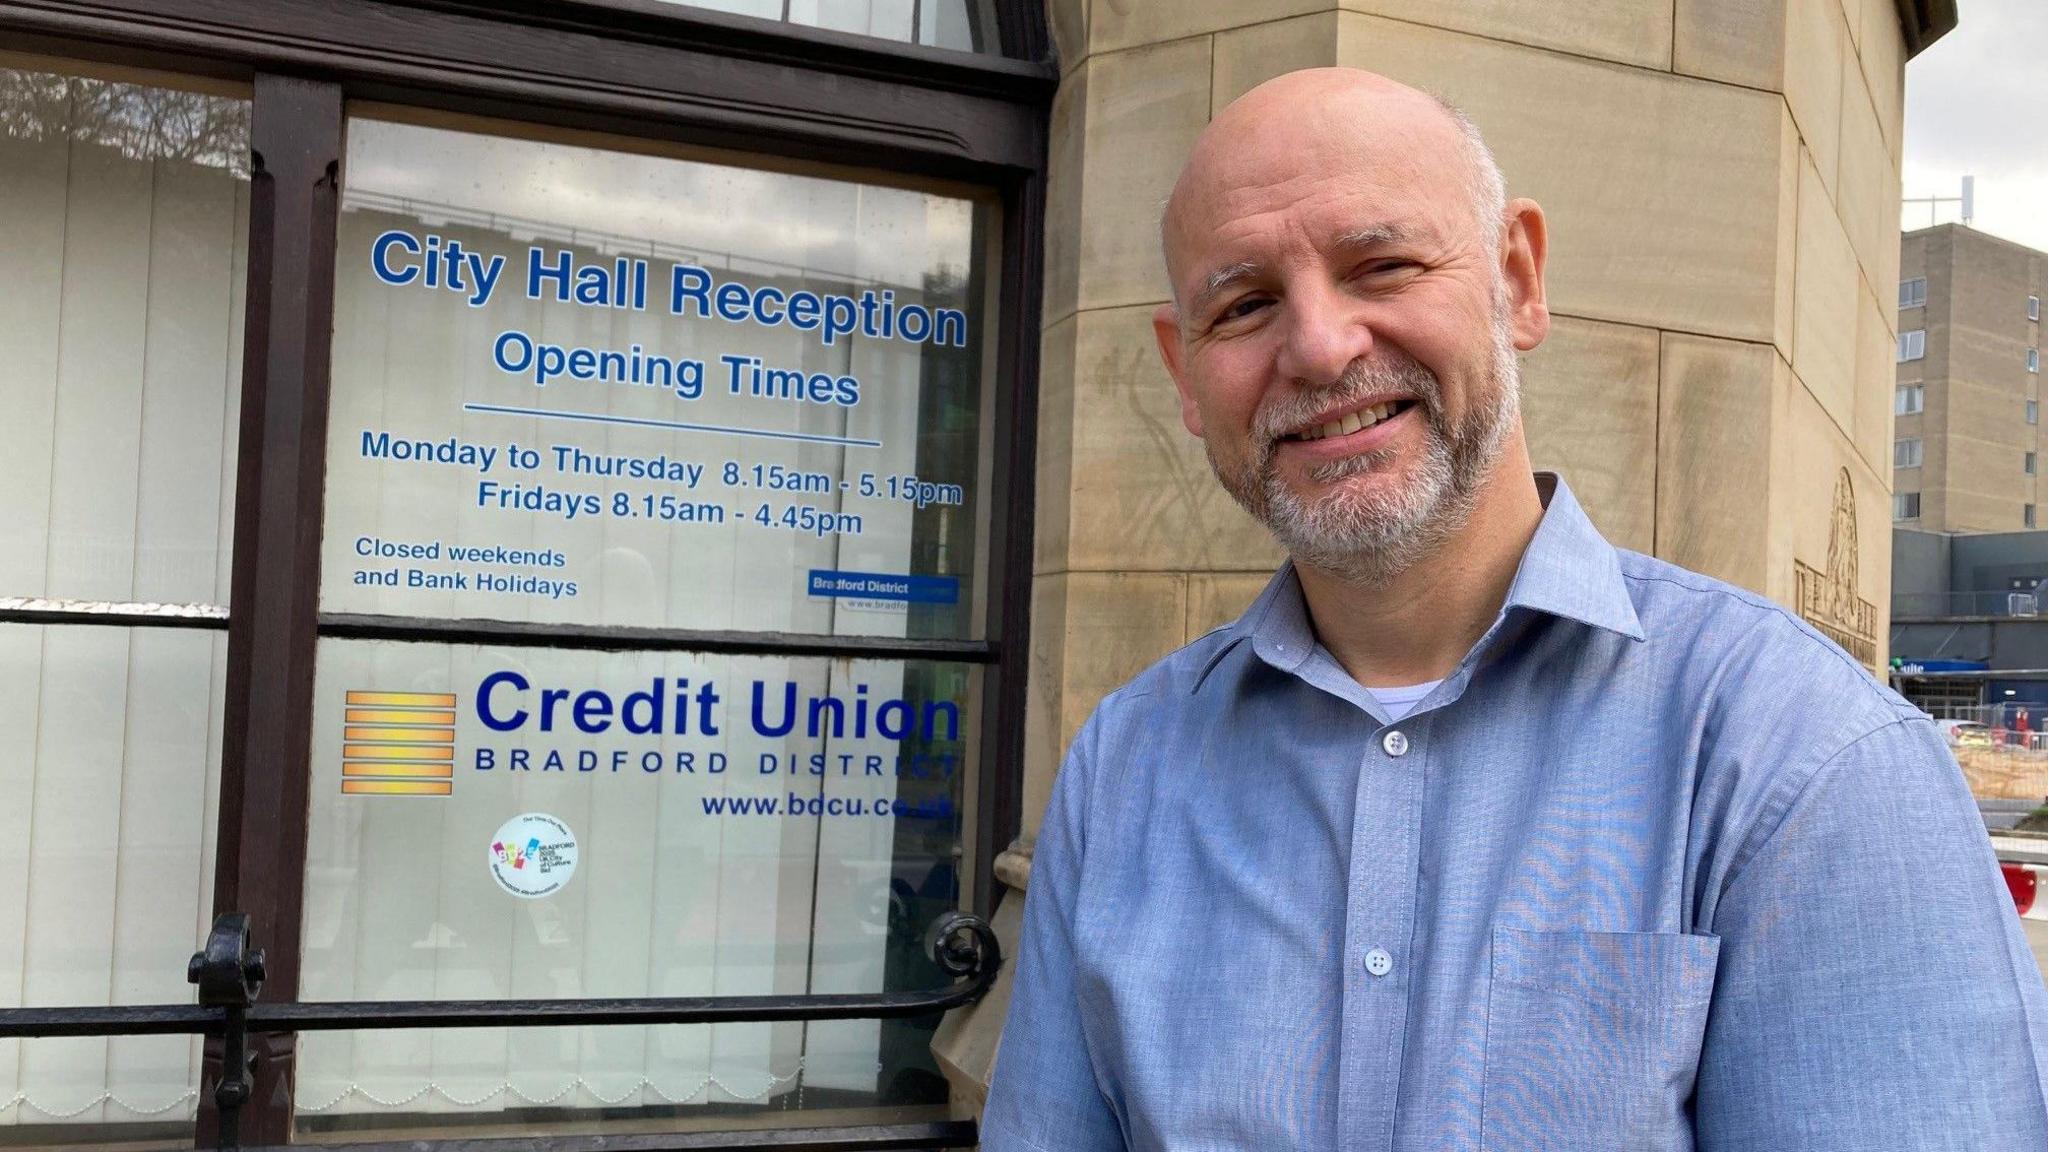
[1483,926,1720,1152]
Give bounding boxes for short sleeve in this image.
[1693,716,2048,1149]
[979,716,1126,1151]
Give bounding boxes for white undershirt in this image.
[1366,679,1442,723]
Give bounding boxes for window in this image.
[2032,295,2041,322]
[1898,329,1926,361]
[1895,438,1923,468]
[1899,277,1927,309]
[1895,492,1922,520]
[2030,452,2039,476]
[2032,348,2041,373]
[301,110,1002,1134]
[0,61,249,1130]
[1896,383,1924,415]
[0,7,1047,1148]
[657,0,999,52]
[2031,504,2039,529]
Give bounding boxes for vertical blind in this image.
[0,66,248,1125]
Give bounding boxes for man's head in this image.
[1153,68,1551,585]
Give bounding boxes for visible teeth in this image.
[1301,402,1400,441]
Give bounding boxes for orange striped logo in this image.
[341,689,456,796]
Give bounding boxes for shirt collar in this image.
[1191,472,1644,694]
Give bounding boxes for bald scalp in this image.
[1160,68,1506,311]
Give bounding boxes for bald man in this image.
[981,69,2048,1150]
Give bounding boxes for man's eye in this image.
[1358,259,1417,277]
[1217,296,1271,322]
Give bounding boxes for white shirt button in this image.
[1364,947,1394,977]
[1382,730,1409,757]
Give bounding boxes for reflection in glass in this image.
[322,117,994,641]
[647,0,994,52]
[0,66,247,606]
[297,639,975,1131]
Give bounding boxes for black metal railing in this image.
[0,911,999,1151]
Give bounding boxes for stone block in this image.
[1058,572,1189,746]
[1836,52,1889,297]
[1335,12,1783,343]
[1035,314,1078,576]
[1048,0,1088,73]
[1042,62,1089,328]
[1781,374,1891,666]
[1876,156,1902,298]
[1186,572,1276,640]
[1090,0,1330,55]
[1336,0,1672,69]
[1077,36,1213,312]
[1783,0,1846,204]
[1020,573,1067,838]
[1857,0,1905,162]
[1793,144,1860,444]
[1774,105,1800,364]
[1674,0,1784,90]
[1212,11,1340,115]
[1068,305,1282,572]
[1020,569,1191,837]
[1853,281,1896,478]
[1518,314,1660,553]
[1657,333,1783,593]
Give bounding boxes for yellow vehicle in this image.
[1937,719,1994,747]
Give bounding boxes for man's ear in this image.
[1500,197,1550,352]
[1153,303,1205,438]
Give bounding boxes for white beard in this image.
[1209,293,1522,587]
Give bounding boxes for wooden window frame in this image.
[0,1,1052,1142]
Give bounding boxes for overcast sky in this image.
[1902,0,2047,248]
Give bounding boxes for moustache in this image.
[1247,355,1446,455]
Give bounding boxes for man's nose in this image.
[1274,280,1374,387]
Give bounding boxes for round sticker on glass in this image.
[487,813,578,899]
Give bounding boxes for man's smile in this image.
[1275,396,1419,462]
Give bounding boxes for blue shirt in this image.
[981,475,2048,1151]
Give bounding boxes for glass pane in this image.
[0,65,247,607]
[297,638,975,1135]
[920,0,983,51]
[0,623,227,1136]
[789,0,915,42]
[661,0,782,17]
[642,0,998,53]
[322,116,995,641]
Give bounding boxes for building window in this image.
[655,0,1000,52]
[1896,383,1924,415]
[2031,504,2039,529]
[0,61,249,1131]
[2030,452,2039,475]
[297,110,1002,1133]
[2033,294,2042,322]
[2031,348,2041,373]
[1895,438,1924,468]
[2032,399,2041,425]
[1895,492,1922,520]
[1899,277,1927,309]
[1898,329,1926,362]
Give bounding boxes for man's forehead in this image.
[1166,166,1455,296]
[1162,80,1470,290]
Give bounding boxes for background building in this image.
[1894,223,2048,532]
[1893,525,2048,710]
